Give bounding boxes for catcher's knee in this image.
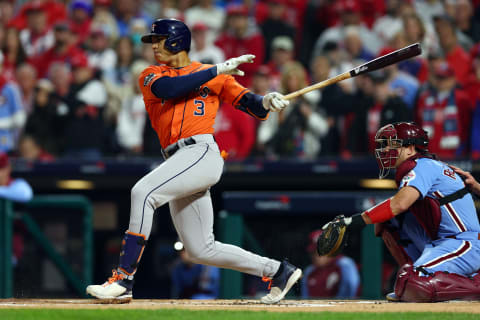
[394,264,480,302]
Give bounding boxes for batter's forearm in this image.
[151,67,217,99]
[236,92,269,120]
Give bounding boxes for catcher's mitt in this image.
[316,215,349,257]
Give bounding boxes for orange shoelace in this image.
[262,276,272,290]
[107,270,125,284]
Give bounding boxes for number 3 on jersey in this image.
[194,99,205,116]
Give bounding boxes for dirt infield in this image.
[0,299,479,313]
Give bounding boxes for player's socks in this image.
[118,230,147,280]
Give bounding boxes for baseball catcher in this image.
[317,122,480,302]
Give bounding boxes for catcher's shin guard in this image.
[394,264,480,302]
[118,231,147,278]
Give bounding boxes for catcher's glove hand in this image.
[316,213,366,257]
[316,215,349,257]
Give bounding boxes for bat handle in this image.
[284,72,351,100]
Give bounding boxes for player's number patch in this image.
[194,99,205,116]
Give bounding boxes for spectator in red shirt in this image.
[18,3,55,58]
[215,4,265,88]
[213,102,256,161]
[415,61,474,159]
[266,36,294,92]
[30,22,87,78]
[8,0,67,31]
[68,0,93,45]
[433,14,472,87]
[301,229,360,299]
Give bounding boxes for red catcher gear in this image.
[374,122,429,178]
[394,264,480,302]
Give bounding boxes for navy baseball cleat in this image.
[261,260,302,304]
[86,270,133,303]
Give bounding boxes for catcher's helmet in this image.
[141,19,191,53]
[375,122,429,178]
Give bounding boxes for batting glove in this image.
[262,92,290,112]
[216,54,255,76]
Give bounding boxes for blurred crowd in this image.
[1,0,480,162]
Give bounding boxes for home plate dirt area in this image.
[0,299,479,313]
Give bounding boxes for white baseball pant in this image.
[127,134,280,278]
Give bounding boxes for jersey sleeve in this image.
[218,75,250,106]
[398,160,437,198]
[138,66,168,102]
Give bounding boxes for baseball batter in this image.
[86,19,302,304]
[318,122,480,302]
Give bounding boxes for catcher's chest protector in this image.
[395,155,441,240]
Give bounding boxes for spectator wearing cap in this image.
[0,56,26,153]
[69,0,93,45]
[86,26,117,77]
[433,14,472,87]
[185,0,225,46]
[345,69,411,156]
[215,4,265,87]
[251,65,272,96]
[170,240,220,299]
[189,22,225,65]
[61,54,108,160]
[415,60,474,159]
[29,21,87,78]
[312,0,382,60]
[2,27,28,83]
[301,229,360,299]
[18,2,55,58]
[266,36,294,92]
[8,0,67,31]
[260,0,296,63]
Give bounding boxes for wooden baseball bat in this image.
[284,43,422,100]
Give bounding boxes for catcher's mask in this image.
[375,122,429,179]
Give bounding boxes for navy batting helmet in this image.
[141,19,191,53]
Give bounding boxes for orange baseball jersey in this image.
[139,62,250,149]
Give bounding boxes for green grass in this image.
[0,310,478,320]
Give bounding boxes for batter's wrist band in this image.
[365,198,395,223]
